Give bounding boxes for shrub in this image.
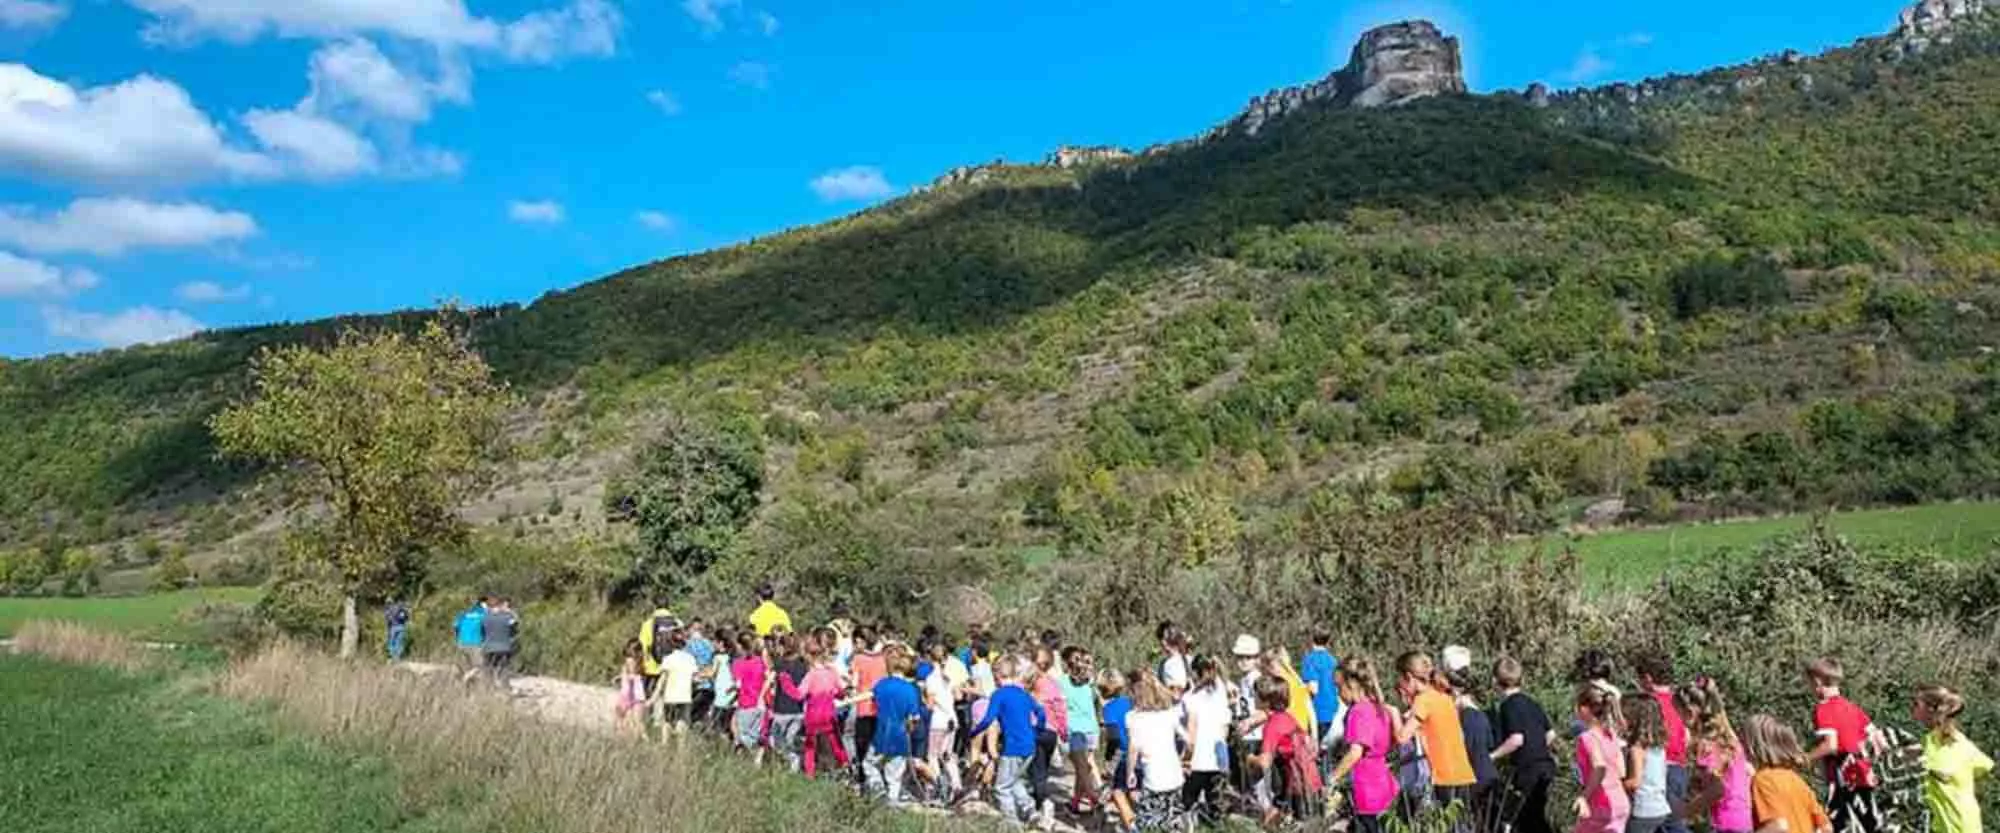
[1668,253,1788,319]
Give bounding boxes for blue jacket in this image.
[970,683,1047,758]
[454,605,486,647]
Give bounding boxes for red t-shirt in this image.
[1654,687,1689,765]
[1813,695,1874,787]
[852,652,886,718]
[1262,711,1323,794]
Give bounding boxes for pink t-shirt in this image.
[1576,728,1632,833]
[1344,701,1399,816]
[796,665,845,730]
[1701,747,1755,833]
[1034,674,1069,737]
[731,656,768,710]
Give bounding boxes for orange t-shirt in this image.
[851,652,886,718]
[1752,768,1828,833]
[1413,689,1476,787]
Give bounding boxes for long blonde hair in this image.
[1678,678,1739,758]
[1742,714,1809,770]
[1917,684,1968,741]
[1342,656,1387,705]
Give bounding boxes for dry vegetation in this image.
[10,619,158,672]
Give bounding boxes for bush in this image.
[1668,253,1788,319]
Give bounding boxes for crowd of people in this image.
[438,587,1992,833]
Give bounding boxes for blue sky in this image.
[0,0,1910,357]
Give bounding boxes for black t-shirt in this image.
[1495,692,1555,776]
[771,658,809,715]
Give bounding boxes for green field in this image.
[0,654,480,833]
[1558,501,2000,586]
[0,587,261,641]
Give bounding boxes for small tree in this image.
[606,419,763,593]
[211,317,508,657]
[151,545,193,592]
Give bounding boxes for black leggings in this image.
[1508,771,1555,833]
[1182,771,1225,825]
[1031,729,1060,804]
[852,715,878,781]
[1355,814,1388,833]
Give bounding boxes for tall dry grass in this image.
[11,620,156,672]
[220,644,987,833]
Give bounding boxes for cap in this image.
[1231,634,1262,658]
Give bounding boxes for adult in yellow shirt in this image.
[1396,651,1477,803]
[748,582,792,637]
[637,603,679,693]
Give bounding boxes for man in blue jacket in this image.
[454,596,488,683]
[969,656,1047,826]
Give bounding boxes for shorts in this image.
[734,707,767,748]
[1107,751,1132,792]
[483,650,514,670]
[661,702,692,726]
[1068,730,1099,754]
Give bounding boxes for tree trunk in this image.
[339,594,360,659]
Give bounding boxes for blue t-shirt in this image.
[1102,695,1133,753]
[916,660,934,682]
[1301,648,1341,726]
[688,637,716,689]
[969,684,1048,758]
[871,677,924,757]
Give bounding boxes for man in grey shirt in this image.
[481,597,520,690]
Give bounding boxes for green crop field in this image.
[1555,501,2000,587]
[0,588,261,641]
[0,654,480,833]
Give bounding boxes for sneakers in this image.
[1037,800,1056,831]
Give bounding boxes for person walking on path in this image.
[454,596,488,684]
[480,597,520,691]
[385,597,411,662]
[637,601,678,699]
[750,582,792,637]
[969,656,1050,828]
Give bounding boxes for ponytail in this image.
[1917,684,1968,740]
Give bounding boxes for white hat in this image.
[1442,645,1473,674]
[1231,634,1262,658]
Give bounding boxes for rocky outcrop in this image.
[1045,145,1133,168]
[920,161,1004,192]
[1901,0,1988,37]
[1207,20,1466,140]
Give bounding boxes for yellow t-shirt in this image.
[1413,688,1476,787]
[749,601,792,637]
[1926,731,1995,833]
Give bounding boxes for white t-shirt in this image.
[925,668,958,727]
[1183,684,1233,773]
[661,650,699,705]
[712,652,736,703]
[972,661,997,696]
[1161,653,1190,690]
[1126,707,1188,794]
[1237,671,1264,742]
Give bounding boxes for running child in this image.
[1914,685,1992,833]
[1575,683,1631,833]
[1807,658,1884,833]
[1331,658,1400,833]
[1744,714,1832,833]
[1624,694,1674,833]
[1681,678,1754,833]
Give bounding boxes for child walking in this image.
[1681,678,1755,833]
[861,649,925,806]
[1126,668,1189,831]
[1060,646,1104,815]
[1099,669,1136,831]
[1915,685,1992,833]
[1743,714,1832,833]
[1492,657,1558,833]
[655,630,699,741]
[1030,648,1070,829]
[924,640,965,804]
[1575,684,1631,833]
[1807,658,1884,833]
[969,655,1050,828]
[730,632,770,762]
[1397,652,1478,812]
[1182,655,1234,826]
[1331,658,1401,833]
[783,636,853,779]
[769,634,809,771]
[614,639,648,738]
[1251,674,1326,827]
[1624,694,1674,833]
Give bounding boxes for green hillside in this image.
[8,8,2000,577]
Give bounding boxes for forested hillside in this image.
[8,5,2000,583]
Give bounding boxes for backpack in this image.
[1279,720,1325,799]
[650,614,681,662]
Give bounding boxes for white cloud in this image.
[645,88,682,115]
[501,0,621,64]
[682,0,736,34]
[635,210,677,231]
[1564,46,1611,84]
[0,198,258,257]
[756,10,778,35]
[0,251,96,298]
[43,305,203,348]
[302,38,448,123]
[0,0,65,29]
[0,63,279,186]
[810,166,895,202]
[1617,32,1655,47]
[129,0,501,48]
[129,0,622,63]
[243,108,380,179]
[508,200,565,224]
[175,280,252,303]
[728,60,772,90]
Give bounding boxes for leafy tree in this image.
[58,549,101,596]
[150,545,192,593]
[210,318,509,657]
[605,419,763,593]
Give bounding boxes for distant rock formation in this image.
[1901,0,1988,39]
[1208,20,1468,140]
[1045,145,1133,168]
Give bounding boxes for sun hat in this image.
[1231,634,1262,658]
[1442,645,1473,673]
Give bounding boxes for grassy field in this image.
[1560,501,2000,586]
[0,587,260,641]
[0,653,483,833]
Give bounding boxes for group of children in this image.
[608,601,1991,833]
